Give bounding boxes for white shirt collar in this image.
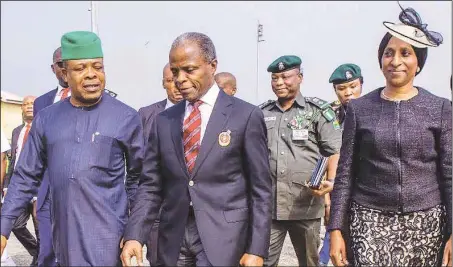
[165,98,175,110]
[57,85,65,94]
[185,82,220,108]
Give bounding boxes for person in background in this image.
[3,95,39,266]
[215,72,237,96]
[138,63,183,145]
[0,127,15,267]
[260,55,341,267]
[137,62,183,265]
[329,5,451,266]
[318,63,364,266]
[32,46,70,267]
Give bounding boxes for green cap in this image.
[267,55,301,73]
[329,63,362,84]
[61,31,103,61]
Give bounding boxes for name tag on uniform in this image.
[264,116,276,122]
[292,129,308,141]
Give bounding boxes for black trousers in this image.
[12,202,39,265]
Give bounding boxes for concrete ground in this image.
[5,218,331,266]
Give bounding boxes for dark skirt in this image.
[349,201,446,266]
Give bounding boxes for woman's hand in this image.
[330,230,348,267]
[442,235,452,267]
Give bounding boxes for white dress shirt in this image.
[54,84,71,103]
[165,98,175,110]
[184,83,220,143]
[14,123,32,168]
[1,127,10,153]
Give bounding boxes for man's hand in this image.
[239,253,263,267]
[442,235,452,267]
[330,230,348,267]
[309,180,334,197]
[1,235,7,257]
[120,240,143,267]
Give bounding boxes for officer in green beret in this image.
[260,55,342,267]
[318,63,364,266]
[328,63,363,127]
[0,31,144,266]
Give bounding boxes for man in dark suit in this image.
[3,95,39,266]
[121,32,272,267]
[137,62,182,265]
[138,63,183,145]
[32,47,69,267]
[215,72,237,96]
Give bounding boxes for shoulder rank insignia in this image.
[258,99,275,109]
[322,108,336,122]
[305,97,330,110]
[104,88,118,98]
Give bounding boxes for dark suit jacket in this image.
[137,99,166,265]
[124,90,272,266]
[138,99,166,146]
[4,124,24,189]
[33,88,57,210]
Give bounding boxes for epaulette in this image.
[305,97,330,110]
[104,88,117,98]
[305,97,335,122]
[258,99,275,109]
[330,100,342,111]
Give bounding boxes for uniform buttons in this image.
[284,118,288,121]
[281,133,285,137]
[281,170,285,174]
[189,201,193,206]
[280,151,285,155]
[189,180,194,187]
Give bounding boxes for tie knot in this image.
[192,100,203,109]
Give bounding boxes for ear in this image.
[210,59,218,75]
[61,66,68,83]
[51,64,56,74]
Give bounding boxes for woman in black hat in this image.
[328,4,451,267]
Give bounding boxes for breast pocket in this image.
[265,120,276,149]
[89,135,114,169]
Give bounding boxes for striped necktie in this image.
[183,100,203,173]
[22,123,31,144]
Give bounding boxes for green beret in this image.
[61,31,103,61]
[329,63,362,84]
[267,55,301,73]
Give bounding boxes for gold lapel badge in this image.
[218,130,231,147]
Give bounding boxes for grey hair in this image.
[171,32,216,63]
